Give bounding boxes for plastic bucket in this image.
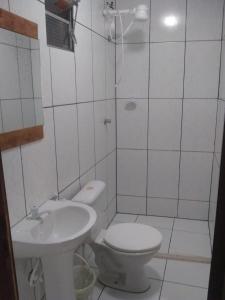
[74,254,96,300]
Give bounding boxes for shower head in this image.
[134,5,148,22]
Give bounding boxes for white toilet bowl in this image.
[71,181,162,293]
[91,222,162,292]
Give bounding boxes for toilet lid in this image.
[104,223,162,253]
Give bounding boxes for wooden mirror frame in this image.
[0,9,43,150]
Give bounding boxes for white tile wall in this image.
[147,198,178,217]
[54,105,79,191]
[117,149,147,196]
[149,42,185,98]
[181,99,217,152]
[50,48,76,105]
[179,152,213,201]
[75,24,93,102]
[184,41,221,98]
[77,102,95,175]
[148,151,180,199]
[150,0,186,42]
[116,43,149,98]
[186,0,224,41]
[92,34,107,100]
[117,99,148,149]
[149,99,182,150]
[117,195,146,214]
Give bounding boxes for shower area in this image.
[102,0,225,297]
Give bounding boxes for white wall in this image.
[209,7,225,246]
[116,0,224,220]
[1,0,116,299]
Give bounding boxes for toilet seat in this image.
[104,223,162,253]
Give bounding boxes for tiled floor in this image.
[91,214,211,300]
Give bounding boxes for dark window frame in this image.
[45,1,74,52]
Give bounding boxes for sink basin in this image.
[12,200,97,300]
[12,200,97,257]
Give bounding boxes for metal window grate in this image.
[46,13,74,51]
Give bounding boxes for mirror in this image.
[0,28,44,134]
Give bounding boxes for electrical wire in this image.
[115,11,125,87]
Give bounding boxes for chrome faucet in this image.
[29,206,50,220]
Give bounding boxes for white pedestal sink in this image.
[11,200,97,300]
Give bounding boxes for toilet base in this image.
[97,267,151,293]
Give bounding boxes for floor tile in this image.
[93,282,104,300]
[136,216,174,230]
[99,279,162,300]
[158,229,172,254]
[110,214,137,225]
[145,258,167,281]
[160,282,208,300]
[169,231,211,258]
[164,260,210,288]
[173,219,209,235]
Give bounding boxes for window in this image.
[45,0,74,52]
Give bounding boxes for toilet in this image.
[72,180,162,293]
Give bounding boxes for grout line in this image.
[177,0,188,219]
[145,0,152,216]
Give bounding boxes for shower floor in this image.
[91,214,211,300]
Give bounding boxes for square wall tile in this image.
[77,102,95,175]
[148,99,182,150]
[50,47,76,105]
[116,0,150,43]
[150,0,186,42]
[184,41,221,98]
[215,100,225,162]
[106,151,117,203]
[75,24,93,102]
[21,108,58,212]
[106,99,116,154]
[186,0,223,40]
[95,157,109,210]
[117,99,148,149]
[21,99,36,128]
[116,43,149,99]
[106,41,116,100]
[111,213,137,225]
[161,282,208,300]
[117,195,146,215]
[2,147,26,226]
[54,105,79,191]
[94,100,107,162]
[210,157,220,208]
[179,152,213,201]
[76,0,91,28]
[17,48,33,98]
[117,149,147,197]
[31,50,42,98]
[80,167,95,188]
[148,151,180,199]
[219,42,225,100]
[1,100,23,132]
[147,198,178,217]
[181,99,217,152]
[149,42,185,98]
[92,34,106,101]
[0,44,20,99]
[92,0,106,37]
[178,200,209,220]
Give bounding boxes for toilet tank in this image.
[72,181,106,238]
